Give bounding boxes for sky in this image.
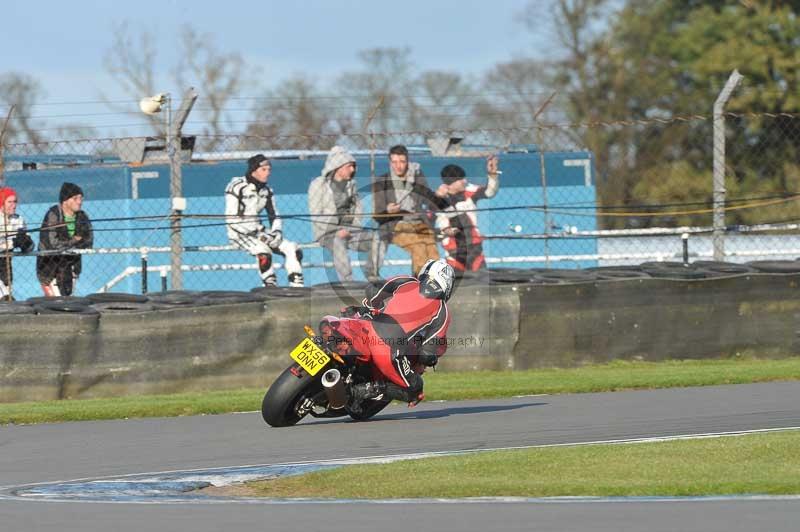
[2,0,551,137]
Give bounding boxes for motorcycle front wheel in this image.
[262,365,323,427]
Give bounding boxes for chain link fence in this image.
[2,107,800,300]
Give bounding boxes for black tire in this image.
[250,286,314,298]
[91,301,156,313]
[0,302,36,315]
[745,260,800,273]
[262,365,323,427]
[148,291,205,307]
[26,296,92,306]
[86,292,149,304]
[639,261,688,269]
[486,268,541,284]
[534,269,598,283]
[199,290,263,305]
[34,302,100,315]
[643,267,710,280]
[586,267,652,280]
[349,399,392,421]
[692,261,757,274]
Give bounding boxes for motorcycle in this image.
[261,319,411,427]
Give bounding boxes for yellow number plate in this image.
[289,338,330,376]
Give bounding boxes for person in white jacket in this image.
[435,156,500,272]
[225,154,304,287]
[1,187,34,300]
[308,146,379,282]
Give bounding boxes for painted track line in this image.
[2,426,799,505]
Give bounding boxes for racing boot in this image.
[288,272,304,287]
[349,381,387,402]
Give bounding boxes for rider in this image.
[319,258,455,406]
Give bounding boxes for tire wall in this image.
[1,273,799,402]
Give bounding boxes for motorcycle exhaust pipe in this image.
[322,369,347,410]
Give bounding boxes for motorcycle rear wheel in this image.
[262,366,323,427]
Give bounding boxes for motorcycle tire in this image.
[348,398,392,421]
[261,365,323,427]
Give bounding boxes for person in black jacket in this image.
[37,182,93,296]
[371,145,451,275]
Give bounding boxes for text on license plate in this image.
[289,339,330,376]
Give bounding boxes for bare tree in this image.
[0,72,46,144]
[335,47,414,134]
[102,21,162,134]
[174,26,246,150]
[470,58,553,144]
[403,70,473,133]
[245,76,336,151]
[104,22,247,141]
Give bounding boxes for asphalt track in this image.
[1,381,799,531]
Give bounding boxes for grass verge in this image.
[2,357,800,425]
[241,430,800,498]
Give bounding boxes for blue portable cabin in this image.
[2,145,597,297]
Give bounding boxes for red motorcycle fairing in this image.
[318,316,373,363]
[319,315,415,389]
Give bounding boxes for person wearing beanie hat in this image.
[0,187,34,300]
[224,154,304,287]
[307,146,380,282]
[59,182,83,204]
[36,181,93,296]
[371,144,453,275]
[435,155,500,272]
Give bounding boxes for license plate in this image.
[289,338,330,376]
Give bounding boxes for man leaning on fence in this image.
[308,146,380,282]
[225,154,304,288]
[371,144,451,275]
[37,182,93,297]
[1,187,34,300]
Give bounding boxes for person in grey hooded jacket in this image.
[308,146,379,282]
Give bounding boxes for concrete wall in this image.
[2,273,799,402]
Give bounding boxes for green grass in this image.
[3,357,800,425]
[244,430,800,498]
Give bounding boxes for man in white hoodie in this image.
[308,146,379,282]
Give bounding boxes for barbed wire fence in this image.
[2,89,800,300]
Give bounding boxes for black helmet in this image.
[418,259,455,301]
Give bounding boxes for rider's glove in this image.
[340,305,372,319]
[12,230,34,253]
[260,230,283,248]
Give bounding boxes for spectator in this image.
[37,182,93,296]
[308,146,379,282]
[435,156,500,272]
[225,154,304,287]
[371,144,451,275]
[0,187,34,300]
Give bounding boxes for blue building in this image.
[3,145,596,297]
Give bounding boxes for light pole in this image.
[139,93,184,290]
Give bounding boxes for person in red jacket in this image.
[319,258,455,406]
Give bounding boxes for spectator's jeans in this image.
[320,229,379,282]
[391,221,440,275]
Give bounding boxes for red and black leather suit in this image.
[320,275,450,402]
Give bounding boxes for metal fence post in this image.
[0,106,14,188]
[168,88,198,290]
[534,94,556,267]
[712,70,743,261]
